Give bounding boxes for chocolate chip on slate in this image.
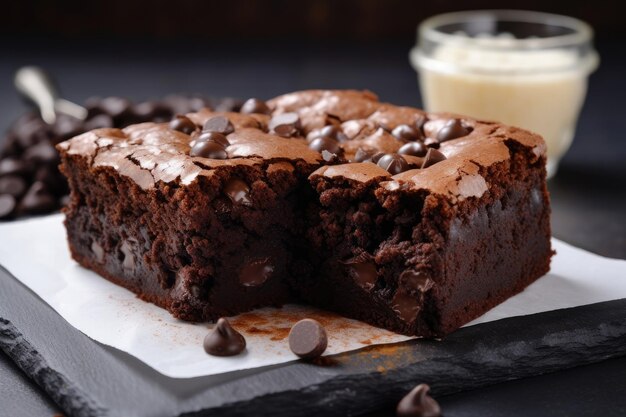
[169,115,197,134]
[196,131,230,147]
[224,179,252,206]
[398,141,427,157]
[354,147,376,163]
[377,154,409,175]
[0,194,16,219]
[240,98,271,115]
[203,318,247,356]
[288,319,328,359]
[317,125,348,142]
[203,116,234,135]
[423,138,440,149]
[392,124,423,142]
[396,384,441,417]
[421,149,447,169]
[190,140,228,159]
[240,258,274,287]
[99,96,132,119]
[309,136,341,154]
[18,181,57,214]
[437,119,471,142]
[269,112,301,138]
[0,176,27,198]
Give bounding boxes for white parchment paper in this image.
[0,214,625,378]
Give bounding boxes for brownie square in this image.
[58,90,552,336]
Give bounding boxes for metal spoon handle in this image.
[14,66,60,124]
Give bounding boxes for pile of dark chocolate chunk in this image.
[0,95,241,220]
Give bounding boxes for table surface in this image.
[0,37,625,417]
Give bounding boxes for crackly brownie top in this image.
[58,90,546,196]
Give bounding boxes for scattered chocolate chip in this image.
[203,116,234,135]
[437,119,471,142]
[0,176,27,198]
[60,194,70,207]
[190,140,228,159]
[377,154,409,175]
[317,125,348,142]
[398,141,427,157]
[169,115,198,134]
[288,319,328,359]
[423,138,440,149]
[309,136,341,154]
[396,384,441,417]
[0,194,16,219]
[414,114,428,130]
[421,149,447,169]
[203,318,247,356]
[354,147,376,163]
[240,258,274,287]
[240,98,271,115]
[269,112,301,138]
[196,131,230,147]
[224,179,252,206]
[392,124,423,142]
[18,181,57,214]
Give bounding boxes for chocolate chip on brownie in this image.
[269,112,302,138]
[398,141,427,157]
[316,125,348,143]
[224,179,252,206]
[196,131,230,148]
[189,140,228,159]
[392,124,424,142]
[437,119,471,142]
[377,153,409,175]
[309,136,341,154]
[203,116,234,135]
[421,148,447,169]
[240,98,271,115]
[169,115,198,135]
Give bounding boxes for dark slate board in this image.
[1,264,626,417]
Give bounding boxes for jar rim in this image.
[419,10,594,50]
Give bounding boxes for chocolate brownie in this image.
[58,90,552,336]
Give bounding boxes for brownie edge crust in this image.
[58,90,552,337]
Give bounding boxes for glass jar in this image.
[410,10,599,177]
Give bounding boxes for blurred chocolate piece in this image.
[0,176,27,198]
[203,116,234,135]
[19,181,57,214]
[169,115,198,134]
[398,141,427,157]
[396,384,441,417]
[0,194,16,219]
[240,98,271,115]
[377,153,409,175]
[269,112,301,137]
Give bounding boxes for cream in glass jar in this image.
[410,10,599,177]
